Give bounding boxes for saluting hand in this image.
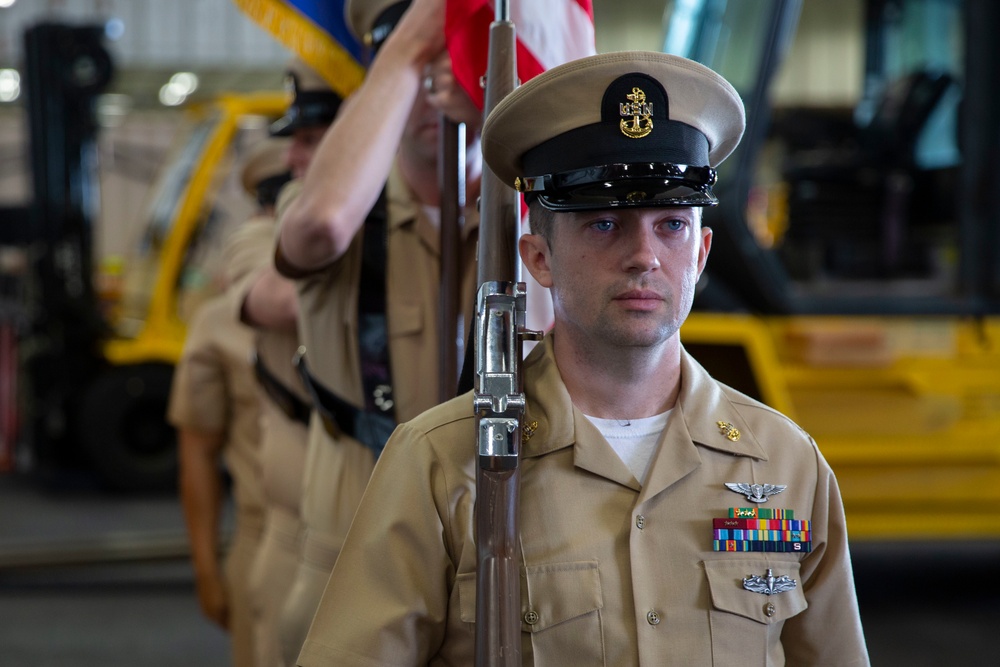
[423,53,483,130]
[392,0,446,68]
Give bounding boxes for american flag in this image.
[446,0,596,111]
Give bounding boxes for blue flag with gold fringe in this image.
[234,0,365,98]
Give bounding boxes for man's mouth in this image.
[614,289,664,310]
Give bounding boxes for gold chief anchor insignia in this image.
[522,420,539,443]
[619,87,653,139]
[717,421,740,441]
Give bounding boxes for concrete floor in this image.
[1,471,998,666]
[0,472,231,666]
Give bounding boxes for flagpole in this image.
[438,116,464,402]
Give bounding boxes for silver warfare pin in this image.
[743,568,798,596]
[725,482,786,503]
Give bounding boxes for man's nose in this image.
[622,225,661,272]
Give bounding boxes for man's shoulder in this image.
[398,392,477,441]
[382,393,478,478]
[721,383,806,433]
[707,379,818,460]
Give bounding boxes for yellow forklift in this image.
[2,22,285,492]
[666,0,1000,540]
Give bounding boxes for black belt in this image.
[293,347,396,460]
[251,349,311,426]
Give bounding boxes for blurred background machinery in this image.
[0,19,285,492]
[667,0,1000,543]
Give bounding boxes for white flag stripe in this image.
[513,0,596,71]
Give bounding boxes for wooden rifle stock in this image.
[474,5,523,666]
[438,118,464,402]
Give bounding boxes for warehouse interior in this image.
[1,0,999,665]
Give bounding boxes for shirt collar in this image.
[521,335,767,463]
[676,347,768,461]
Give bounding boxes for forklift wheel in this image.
[77,363,178,493]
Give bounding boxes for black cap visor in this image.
[269,92,343,136]
[520,162,718,211]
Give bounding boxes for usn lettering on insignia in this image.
[619,87,653,139]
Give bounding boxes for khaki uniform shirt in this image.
[282,165,479,556]
[292,164,479,421]
[167,295,263,515]
[299,336,870,666]
[224,213,310,512]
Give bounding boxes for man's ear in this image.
[519,233,553,289]
[696,225,713,278]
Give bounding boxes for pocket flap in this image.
[523,561,603,632]
[455,561,604,632]
[704,559,807,625]
[388,303,422,337]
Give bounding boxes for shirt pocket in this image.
[387,302,423,338]
[703,559,807,666]
[456,560,606,667]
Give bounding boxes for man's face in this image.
[400,52,482,168]
[520,206,711,350]
[287,124,329,178]
[400,82,441,167]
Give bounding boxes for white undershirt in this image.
[584,410,672,485]
[423,204,441,228]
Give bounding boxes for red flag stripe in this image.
[446,0,596,111]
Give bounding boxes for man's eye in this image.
[591,220,615,232]
[664,219,685,231]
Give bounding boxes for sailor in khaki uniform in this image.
[170,136,292,667]
[169,295,262,667]
[297,51,870,666]
[273,1,483,663]
[224,67,337,667]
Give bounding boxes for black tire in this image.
[76,363,178,493]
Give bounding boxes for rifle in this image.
[473,2,539,664]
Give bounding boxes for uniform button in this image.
[523,610,539,625]
[635,515,646,529]
[646,610,661,625]
[764,602,776,617]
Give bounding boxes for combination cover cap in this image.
[482,51,746,211]
[346,0,410,54]
[269,57,344,136]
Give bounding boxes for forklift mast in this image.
[17,23,114,477]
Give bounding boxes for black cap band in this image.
[522,118,710,178]
[368,1,409,55]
